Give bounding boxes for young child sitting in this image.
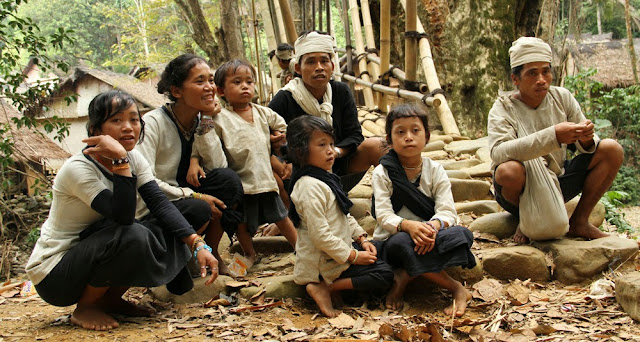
[288,115,393,317]
[211,59,298,265]
[371,103,476,317]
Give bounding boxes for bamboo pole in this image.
[404,0,417,84]
[259,0,279,94]
[250,0,265,104]
[625,0,639,83]
[266,0,283,45]
[311,0,316,30]
[348,0,375,108]
[379,0,391,113]
[326,0,331,34]
[278,0,297,44]
[340,0,353,88]
[366,55,428,93]
[318,0,323,31]
[399,0,460,136]
[360,0,380,82]
[270,0,287,43]
[335,71,440,108]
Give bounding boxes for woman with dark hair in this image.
[137,54,244,275]
[26,90,219,331]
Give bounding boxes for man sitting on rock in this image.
[488,36,623,243]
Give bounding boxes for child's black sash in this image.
[288,165,353,227]
[372,149,436,220]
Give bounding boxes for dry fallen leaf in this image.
[250,287,266,305]
[327,312,356,329]
[226,280,250,288]
[472,278,504,303]
[204,297,231,308]
[505,282,530,305]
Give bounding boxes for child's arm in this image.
[429,163,458,230]
[186,156,205,188]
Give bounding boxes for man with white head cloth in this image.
[269,31,387,191]
[488,37,623,243]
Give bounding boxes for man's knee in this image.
[594,139,624,167]
[494,161,526,188]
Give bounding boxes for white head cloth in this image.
[509,37,553,69]
[283,32,336,125]
[276,49,293,60]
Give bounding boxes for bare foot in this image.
[306,282,339,317]
[512,225,530,244]
[443,283,472,317]
[262,223,281,236]
[568,221,608,240]
[101,297,154,317]
[385,269,412,310]
[70,305,119,331]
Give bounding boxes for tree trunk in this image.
[597,3,602,35]
[625,0,639,83]
[173,0,224,65]
[536,0,559,45]
[220,0,246,60]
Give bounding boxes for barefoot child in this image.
[212,59,298,264]
[371,103,476,317]
[26,91,219,331]
[288,115,393,317]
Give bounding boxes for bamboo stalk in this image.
[266,0,282,45]
[379,0,391,113]
[340,0,353,86]
[366,55,429,93]
[318,0,323,31]
[360,0,380,82]
[335,71,440,108]
[348,0,375,108]
[259,0,279,94]
[326,0,331,34]
[278,0,298,44]
[399,0,460,136]
[405,0,417,84]
[270,0,287,43]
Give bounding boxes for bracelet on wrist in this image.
[111,156,130,166]
[435,218,445,230]
[397,218,405,232]
[190,235,205,252]
[111,163,130,171]
[193,244,213,259]
[425,221,437,231]
[351,249,359,264]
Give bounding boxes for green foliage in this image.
[580,0,640,39]
[600,191,635,234]
[565,68,640,206]
[1,0,73,195]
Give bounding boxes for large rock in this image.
[349,198,372,220]
[475,146,492,163]
[439,158,482,170]
[450,179,491,202]
[446,170,472,179]
[230,236,293,254]
[565,197,606,227]
[534,236,639,284]
[430,134,454,144]
[151,275,232,304]
[455,200,502,215]
[463,162,492,178]
[357,215,377,236]
[362,120,385,136]
[348,183,373,199]
[468,212,518,239]
[422,150,449,160]
[423,140,446,152]
[481,246,550,282]
[444,137,490,156]
[446,255,484,284]
[239,274,306,299]
[251,253,295,273]
[616,272,640,321]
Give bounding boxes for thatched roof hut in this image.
[0,99,71,194]
[565,38,640,89]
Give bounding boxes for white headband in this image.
[509,37,552,69]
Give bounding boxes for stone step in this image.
[468,212,518,239]
[230,236,293,255]
[480,246,550,282]
[450,178,491,202]
[444,136,490,156]
[616,272,640,321]
[455,200,501,215]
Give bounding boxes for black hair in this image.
[268,50,276,59]
[213,59,256,91]
[511,62,552,79]
[86,90,145,142]
[384,103,430,145]
[277,43,294,51]
[287,115,334,167]
[157,54,208,101]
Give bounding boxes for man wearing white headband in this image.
[488,37,623,243]
[269,31,386,191]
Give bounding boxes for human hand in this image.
[577,120,595,143]
[282,163,292,180]
[361,240,377,256]
[352,250,377,265]
[196,246,219,285]
[82,135,128,160]
[199,194,226,220]
[187,163,205,188]
[270,130,287,150]
[415,222,439,254]
[202,98,222,117]
[271,155,285,177]
[402,220,435,247]
[555,122,590,145]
